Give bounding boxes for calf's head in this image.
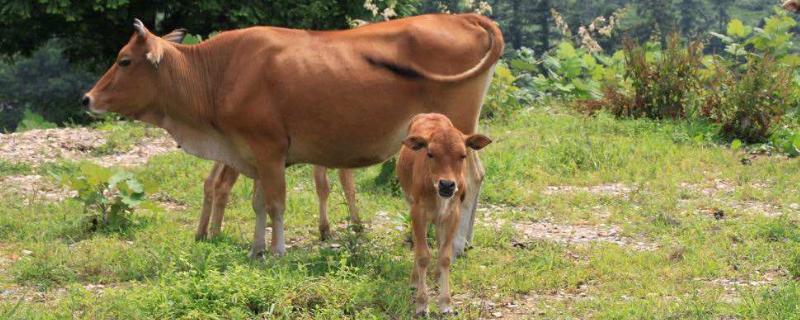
[83,19,186,117]
[403,114,492,199]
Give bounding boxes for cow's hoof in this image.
[271,247,286,257]
[248,249,265,260]
[440,306,458,316]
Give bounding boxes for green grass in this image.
[1,108,799,319]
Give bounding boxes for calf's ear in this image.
[403,136,428,151]
[465,134,492,150]
[785,0,800,13]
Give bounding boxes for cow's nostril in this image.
[81,95,91,108]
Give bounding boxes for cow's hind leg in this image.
[208,164,239,238]
[453,151,485,258]
[337,169,362,232]
[313,165,333,241]
[196,162,223,241]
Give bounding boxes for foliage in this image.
[0,0,419,67]
[511,44,623,101]
[0,41,94,131]
[482,61,528,118]
[704,57,794,143]
[619,35,703,119]
[14,109,57,132]
[52,163,155,233]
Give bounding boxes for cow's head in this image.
[403,114,492,199]
[82,19,187,117]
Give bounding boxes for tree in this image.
[0,0,419,68]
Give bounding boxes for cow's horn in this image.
[133,18,149,36]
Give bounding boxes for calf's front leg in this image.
[436,206,460,315]
[410,205,431,317]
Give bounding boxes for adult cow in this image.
[83,14,504,258]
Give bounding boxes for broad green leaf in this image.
[731,139,743,151]
[727,19,751,38]
[556,42,577,59]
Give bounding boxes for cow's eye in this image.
[427,152,434,159]
[118,58,131,67]
[461,154,467,160]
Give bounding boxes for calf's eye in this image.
[427,152,434,158]
[118,58,131,67]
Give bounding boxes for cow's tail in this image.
[411,14,504,82]
[366,15,504,82]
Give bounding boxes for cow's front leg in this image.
[250,157,287,258]
[453,151,485,257]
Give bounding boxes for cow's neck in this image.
[137,45,258,177]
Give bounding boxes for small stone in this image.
[21,249,32,256]
[492,312,503,318]
[790,203,800,210]
[330,243,341,248]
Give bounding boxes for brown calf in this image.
[396,113,492,316]
[195,162,360,241]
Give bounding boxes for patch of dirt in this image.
[0,127,177,168]
[453,283,593,319]
[697,269,786,303]
[679,179,786,217]
[0,174,76,204]
[477,204,657,251]
[543,183,632,198]
[512,220,657,251]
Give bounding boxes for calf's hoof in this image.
[194,233,207,242]
[349,222,365,233]
[414,310,428,318]
[319,226,332,241]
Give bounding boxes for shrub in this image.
[0,40,95,131]
[482,61,527,119]
[620,35,703,119]
[14,108,57,132]
[704,57,794,142]
[53,163,155,233]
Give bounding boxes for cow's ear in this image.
[403,136,428,151]
[465,134,492,150]
[162,28,188,44]
[145,41,164,69]
[133,18,150,37]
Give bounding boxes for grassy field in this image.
[1,107,799,319]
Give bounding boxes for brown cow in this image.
[396,113,491,316]
[83,14,503,258]
[196,162,359,241]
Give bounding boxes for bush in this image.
[620,35,703,119]
[705,57,794,142]
[482,61,528,119]
[0,40,95,132]
[53,163,156,233]
[14,108,57,132]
